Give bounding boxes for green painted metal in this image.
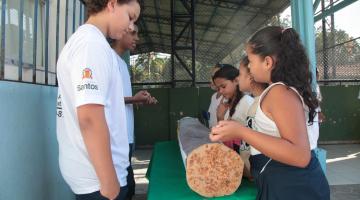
[319,85,360,141]
[314,0,359,22]
[313,0,321,11]
[168,87,199,140]
[291,0,317,91]
[134,86,360,145]
[133,87,213,145]
[133,88,171,145]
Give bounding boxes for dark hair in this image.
[215,63,234,69]
[81,0,138,15]
[247,26,319,123]
[212,65,244,117]
[240,56,249,67]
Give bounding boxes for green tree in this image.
[131,52,170,83]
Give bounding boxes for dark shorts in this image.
[250,151,330,200]
[75,186,128,200]
[127,143,136,199]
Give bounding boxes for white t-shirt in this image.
[224,95,254,125]
[116,55,134,144]
[208,92,222,128]
[56,24,129,194]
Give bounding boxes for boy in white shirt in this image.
[56,1,140,199]
[110,25,157,200]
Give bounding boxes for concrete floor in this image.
[320,144,360,200]
[131,144,360,200]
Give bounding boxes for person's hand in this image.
[216,97,229,121]
[133,90,151,104]
[100,180,120,200]
[210,120,243,142]
[146,96,158,105]
[318,112,326,123]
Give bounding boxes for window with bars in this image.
[0,0,85,85]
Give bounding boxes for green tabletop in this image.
[146,141,257,200]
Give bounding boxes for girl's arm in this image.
[211,85,311,168]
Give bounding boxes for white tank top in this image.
[250,82,319,155]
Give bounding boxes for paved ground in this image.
[132,144,360,200]
[321,144,360,200]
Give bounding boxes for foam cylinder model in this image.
[177,117,244,197]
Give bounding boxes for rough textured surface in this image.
[178,117,212,156]
[186,143,244,198]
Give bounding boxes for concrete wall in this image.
[0,81,74,200]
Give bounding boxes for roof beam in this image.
[195,0,246,10]
[138,17,154,51]
[141,14,237,34]
[202,3,244,58]
[314,0,358,22]
[153,0,165,50]
[195,5,219,53]
[212,0,273,62]
[138,31,227,48]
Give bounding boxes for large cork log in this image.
[178,117,244,198]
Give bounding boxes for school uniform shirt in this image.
[56,24,129,194]
[223,95,254,148]
[115,55,135,144]
[246,96,260,153]
[224,95,254,125]
[251,82,319,155]
[208,92,222,128]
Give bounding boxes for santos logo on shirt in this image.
[82,68,93,79]
[77,83,99,91]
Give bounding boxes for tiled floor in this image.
[132,144,360,200]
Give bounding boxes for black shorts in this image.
[250,151,330,200]
[75,186,128,200]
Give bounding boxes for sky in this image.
[281,0,360,38]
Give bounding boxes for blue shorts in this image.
[250,151,330,200]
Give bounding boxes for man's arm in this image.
[124,90,158,105]
[77,104,120,199]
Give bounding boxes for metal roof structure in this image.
[135,0,290,66]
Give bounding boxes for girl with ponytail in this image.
[210,26,330,200]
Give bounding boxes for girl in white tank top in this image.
[210,26,329,200]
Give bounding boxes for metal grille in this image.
[133,0,289,88]
[0,0,85,85]
[317,37,360,81]
[316,19,360,84]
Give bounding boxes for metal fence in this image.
[315,0,360,85]
[316,36,360,84]
[0,0,85,86]
[129,52,213,88]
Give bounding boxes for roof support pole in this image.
[291,0,317,91]
[170,0,196,87]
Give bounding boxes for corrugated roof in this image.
[135,0,290,66]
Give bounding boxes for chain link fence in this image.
[316,36,360,83]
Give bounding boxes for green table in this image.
[146,141,257,200]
